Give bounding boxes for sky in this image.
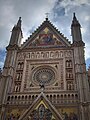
[0,0,90,69]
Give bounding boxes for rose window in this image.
[32,67,55,85]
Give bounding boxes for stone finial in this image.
[73,12,76,19]
[45,13,49,21]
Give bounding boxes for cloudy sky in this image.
[0,0,90,69]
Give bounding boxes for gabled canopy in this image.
[18,92,63,120]
[21,18,71,49]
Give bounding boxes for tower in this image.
[0,14,90,120]
[0,17,23,120]
[71,13,90,120]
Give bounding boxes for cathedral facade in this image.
[0,13,90,120]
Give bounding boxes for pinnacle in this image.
[71,13,81,27]
[17,17,22,28]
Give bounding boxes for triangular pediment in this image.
[18,92,63,120]
[21,19,71,49]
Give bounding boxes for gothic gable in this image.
[21,19,71,49]
[18,92,63,120]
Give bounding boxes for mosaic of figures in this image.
[18,50,73,60]
[30,33,64,47]
[7,113,20,120]
[28,26,67,48]
[5,104,56,120]
[62,112,78,120]
[61,108,78,120]
[29,104,54,120]
[6,108,78,120]
[5,108,22,120]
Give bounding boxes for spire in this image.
[17,17,22,28]
[71,13,83,44]
[8,17,23,47]
[71,12,81,27]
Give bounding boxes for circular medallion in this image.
[32,67,55,85]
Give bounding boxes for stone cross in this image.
[45,13,49,19]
